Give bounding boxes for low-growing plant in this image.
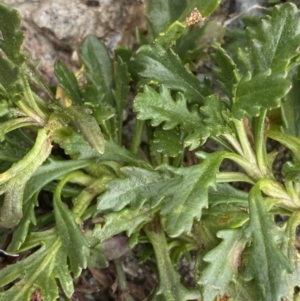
[0,0,300,300]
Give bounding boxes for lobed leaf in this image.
[54,185,88,277]
[212,44,239,99]
[198,229,247,301]
[134,85,203,131]
[93,204,159,241]
[281,72,300,138]
[232,71,291,119]
[0,3,25,65]
[184,94,233,149]
[161,152,226,236]
[151,128,183,158]
[98,152,226,237]
[0,230,77,301]
[244,185,293,301]
[132,44,211,104]
[280,211,300,298]
[242,3,300,75]
[97,166,180,212]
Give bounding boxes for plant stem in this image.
[20,69,47,122]
[117,113,123,145]
[212,135,236,153]
[222,133,244,156]
[233,119,257,164]
[223,152,261,180]
[162,154,169,165]
[217,172,255,184]
[72,176,113,218]
[113,258,135,301]
[172,152,183,167]
[130,119,144,155]
[285,181,300,207]
[253,109,269,176]
[145,218,200,301]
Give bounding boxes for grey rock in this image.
[1,0,146,83]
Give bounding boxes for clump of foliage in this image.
[0,0,300,300]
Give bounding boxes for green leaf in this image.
[7,158,92,251]
[54,60,82,105]
[203,203,249,230]
[24,157,93,203]
[208,183,248,205]
[81,35,114,105]
[184,94,233,149]
[155,21,186,49]
[0,3,25,65]
[198,229,247,301]
[151,128,183,158]
[93,204,158,241]
[23,52,54,102]
[282,71,300,138]
[114,56,130,117]
[0,117,36,140]
[227,277,260,301]
[161,152,225,236]
[0,3,25,90]
[54,179,88,277]
[0,56,19,90]
[7,193,38,252]
[132,44,210,104]
[242,3,300,75]
[281,211,300,298]
[212,44,239,99]
[282,162,300,182]
[267,130,300,161]
[145,0,187,40]
[145,220,200,301]
[54,128,149,167]
[0,230,77,301]
[232,71,291,119]
[174,20,225,63]
[183,0,221,19]
[98,152,225,236]
[200,94,233,136]
[0,127,54,228]
[134,85,202,131]
[244,185,293,301]
[64,106,105,154]
[97,166,180,212]
[0,138,28,162]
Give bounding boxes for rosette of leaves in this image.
[1,1,300,301]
